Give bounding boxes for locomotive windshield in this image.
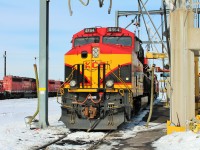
[103,36,132,46]
[74,36,100,47]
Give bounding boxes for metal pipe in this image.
[115,10,119,27]
[139,0,168,54]
[163,0,171,62]
[77,64,80,88]
[138,0,151,50]
[198,0,200,28]
[82,64,84,88]
[98,64,100,88]
[116,0,149,28]
[118,9,170,17]
[161,5,166,88]
[195,57,199,115]
[39,0,50,128]
[138,0,141,38]
[118,8,200,17]
[103,64,106,88]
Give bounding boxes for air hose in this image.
[146,65,155,128]
[27,64,40,124]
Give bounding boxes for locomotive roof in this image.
[72,27,135,38]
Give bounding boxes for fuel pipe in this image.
[146,65,155,127]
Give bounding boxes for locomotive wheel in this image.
[134,98,141,114]
[125,105,132,121]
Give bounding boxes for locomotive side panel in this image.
[22,78,32,92]
[3,76,23,98]
[54,81,63,92]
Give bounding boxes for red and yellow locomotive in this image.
[60,27,155,130]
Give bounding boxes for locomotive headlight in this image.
[69,80,77,87]
[92,47,99,58]
[106,80,114,88]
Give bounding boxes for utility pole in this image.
[39,0,50,128]
[3,51,6,77]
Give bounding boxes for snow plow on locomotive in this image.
[59,27,158,130]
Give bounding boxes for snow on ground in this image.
[0,98,200,150]
[0,97,69,150]
[0,97,107,150]
[153,131,200,150]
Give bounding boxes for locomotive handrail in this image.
[56,67,76,106]
[107,64,133,94]
[98,63,106,88]
[66,66,76,82]
[107,64,134,106]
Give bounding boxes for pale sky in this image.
[0,0,163,80]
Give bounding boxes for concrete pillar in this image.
[170,9,195,127]
[176,0,186,8]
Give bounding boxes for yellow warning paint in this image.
[39,88,46,91]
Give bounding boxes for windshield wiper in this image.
[116,33,124,41]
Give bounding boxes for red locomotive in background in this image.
[0,80,4,99]
[0,75,63,99]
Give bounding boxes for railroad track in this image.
[33,130,113,150]
[34,134,68,150]
[33,117,145,150]
[33,100,152,150]
[86,130,113,150]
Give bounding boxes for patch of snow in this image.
[153,131,200,150]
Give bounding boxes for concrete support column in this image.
[177,0,186,8]
[170,9,195,127]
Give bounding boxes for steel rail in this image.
[34,134,67,150]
